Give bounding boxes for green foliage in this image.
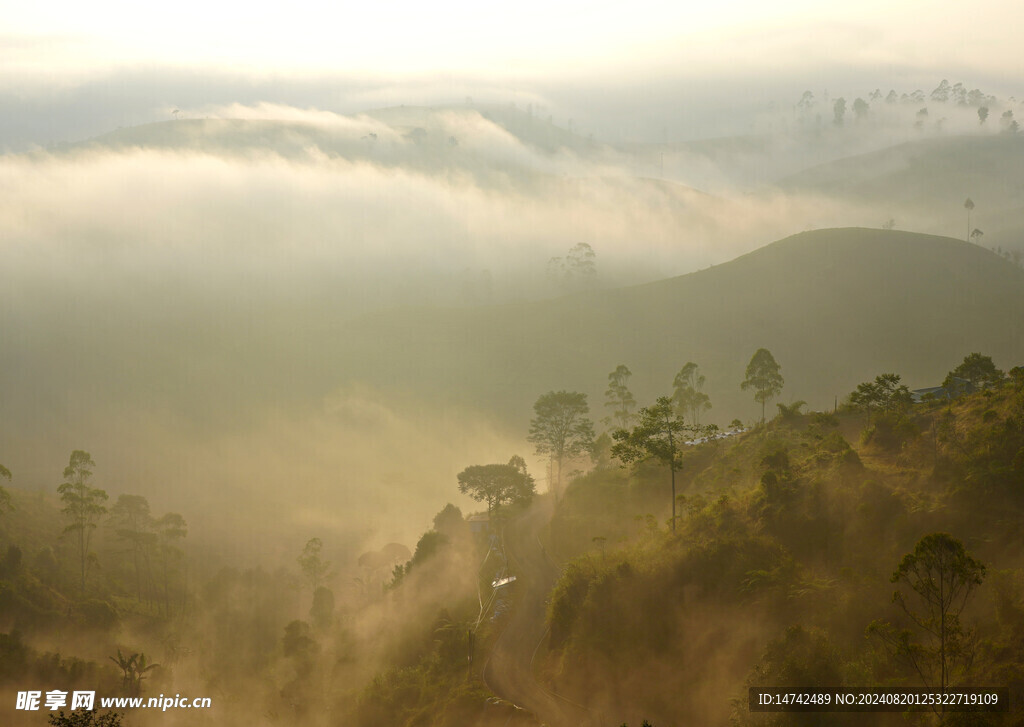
[861,410,919,451]
[845,373,917,453]
[1009,366,1024,391]
[751,625,845,687]
[740,626,856,727]
[527,390,594,498]
[456,457,535,514]
[612,397,711,530]
[945,352,1004,392]
[871,533,985,692]
[774,400,806,424]
[741,348,784,422]
[848,373,912,415]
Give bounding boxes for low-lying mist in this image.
[2,100,1023,569]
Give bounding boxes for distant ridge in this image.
[339,228,1024,423]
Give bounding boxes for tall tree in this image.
[870,534,985,701]
[548,243,598,292]
[604,364,637,429]
[0,463,11,515]
[59,450,108,596]
[457,457,536,515]
[741,349,784,424]
[833,97,846,126]
[852,97,869,121]
[109,494,155,604]
[154,512,187,615]
[944,352,1003,394]
[565,242,597,284]
[611,397,709,532]
[298,537,331,593]
[848,373,913,415]
[527,391,594,500]
[672,362,711,426]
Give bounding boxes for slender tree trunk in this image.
[133,545,142,603]
[940,572,946,698]
[555,453,563,502]
[79,523,86,596]
[162,552,170,617]
[667,415,677,532]
[670,466,677,531]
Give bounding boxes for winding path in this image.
[482,495,593,727]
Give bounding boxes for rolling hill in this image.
[776,134,1024,249]
[4,227,1020,437]
[335,227,1024,425]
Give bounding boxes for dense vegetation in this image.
[541,370,1024,725]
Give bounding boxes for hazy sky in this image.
[4,0,1023,81]
[3,0,1023,148]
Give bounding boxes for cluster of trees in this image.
[845,353,1015,451]
[541,356,1024,725]
[796,81,1021,134]
[513,349,785,529]
[1,450,188,623]
[601,350,783,434]
[546,243,597,292]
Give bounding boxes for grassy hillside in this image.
[539,378,1024,725]
[338,227,1024,425]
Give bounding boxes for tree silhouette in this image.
[604,364,636,429]
[109,494,155,604]
[109,649,159,696]
[457,457,535,515]
[59,451,108,596]
[612,397,710,531]
[0,463,11,515]
[298,537,331,593]
[944,352,1003,393]
[852,97,869,121]
[869,534,985,701]
[527,391,594,500]
[833,97,846,126]
[741,349,784,424]
[154,512,186,615]
[672,362,711,426]
[848,373,912,415]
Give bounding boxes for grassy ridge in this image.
[540,380,1024,725]
[340,228,1024,424]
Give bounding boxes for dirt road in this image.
[482,495,593,727]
